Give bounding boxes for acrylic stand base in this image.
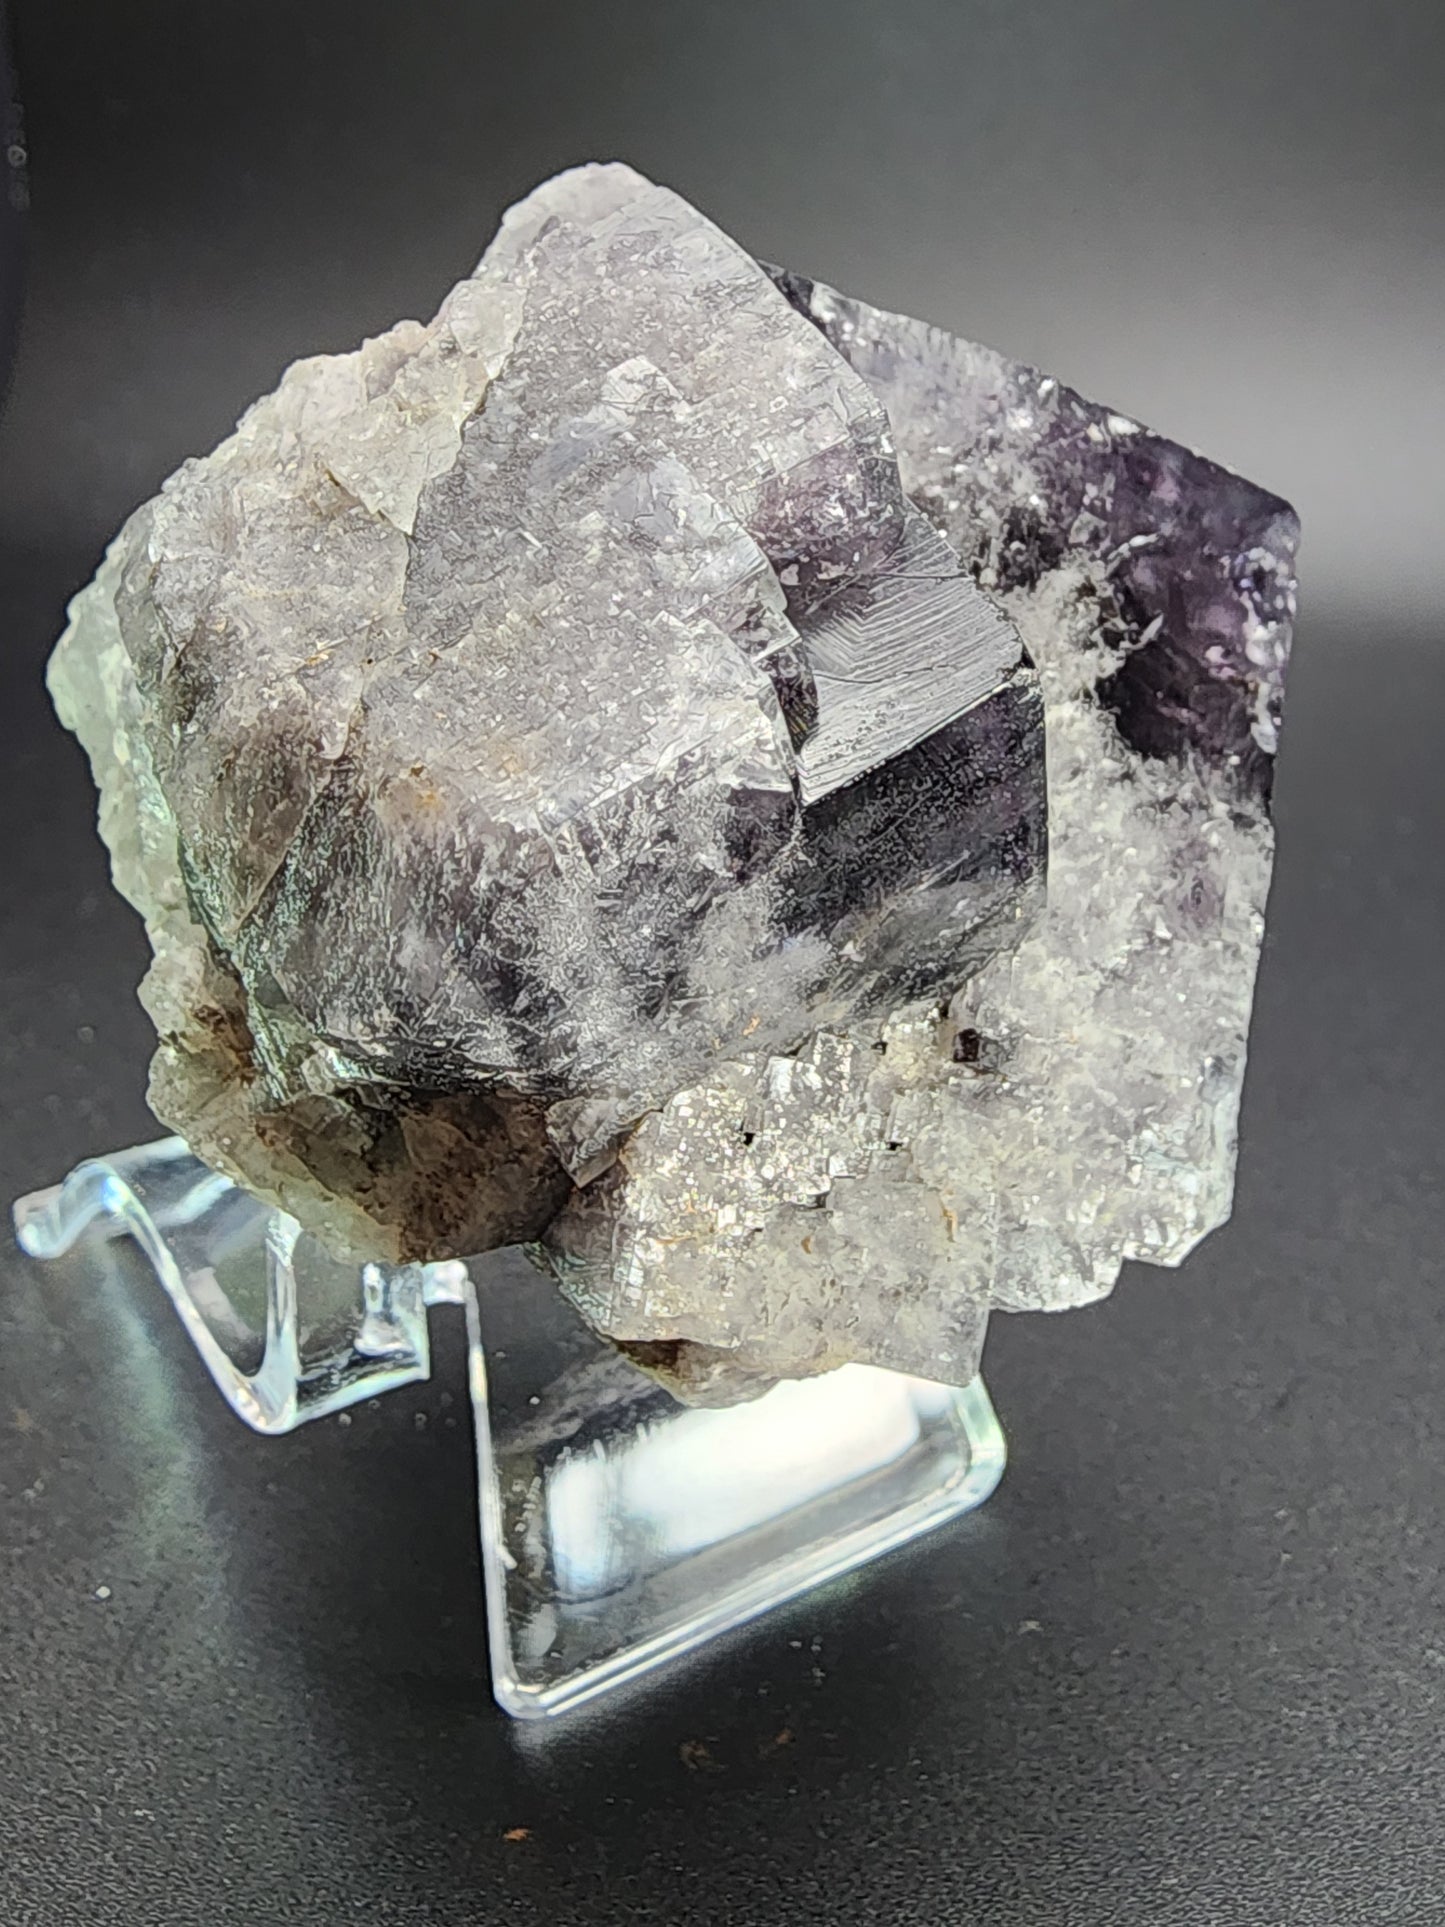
[13,1139,1004,1720]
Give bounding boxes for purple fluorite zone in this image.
[770,267,1298,800]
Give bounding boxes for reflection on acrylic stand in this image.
[13,1137,1004,1719]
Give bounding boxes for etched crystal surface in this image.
[48,164,1296,1395]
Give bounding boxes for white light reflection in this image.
[546,1365,946,1601]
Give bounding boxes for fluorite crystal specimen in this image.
[49,164,1297,1397]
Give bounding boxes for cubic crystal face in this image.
[49,164,1296,1395]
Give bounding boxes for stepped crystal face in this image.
[49,164,1297,1397]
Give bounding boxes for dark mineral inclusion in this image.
[49,164,1298,1392]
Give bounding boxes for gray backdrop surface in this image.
[1,4,1441,1922]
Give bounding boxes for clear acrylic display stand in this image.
[13,1138,1005,1719]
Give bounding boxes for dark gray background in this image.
[1,4,1441,1922]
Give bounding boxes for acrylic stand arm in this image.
[13,1137,465,1433]
[13,1138,1005,1719]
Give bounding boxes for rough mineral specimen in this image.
[50,164,1297,1397]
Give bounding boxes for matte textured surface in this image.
[2,4,1442,1922]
